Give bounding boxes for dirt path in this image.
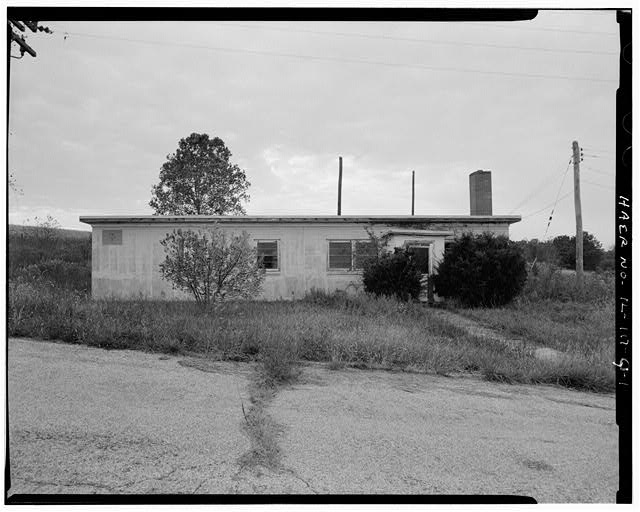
[7,338,617,501]
[431,308,567,362]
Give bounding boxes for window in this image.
[329,240,374,271]
[328,241,352,270]
[257,241,279,270]
[354,241,376,269]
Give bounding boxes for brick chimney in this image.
[469,170,492,215]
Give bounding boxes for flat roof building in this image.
[80,172,520,301]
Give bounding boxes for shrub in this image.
[159,227,265,304]
[433,232,527,307]
[362,248,422,302]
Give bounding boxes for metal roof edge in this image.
[79,214,522,225]
[385,230,455,237]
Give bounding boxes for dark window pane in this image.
[257,241,278,269]
[354,241,376,269]
[329,241,352,269]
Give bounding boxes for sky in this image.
[7,9,621,247]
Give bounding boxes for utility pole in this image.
[572,140,584,291]
[411,171,415,215]
[337,156,343,216]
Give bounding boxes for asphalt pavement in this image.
[272,365,618,501]
[7,338,617,501]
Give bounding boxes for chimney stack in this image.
[469,170,492,215]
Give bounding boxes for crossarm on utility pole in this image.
[10,31,37,57]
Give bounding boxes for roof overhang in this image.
[79,214,521,226]
[385,229,455,237]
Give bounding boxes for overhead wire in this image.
[582,179,614,190]
[470,21,617,36]
[581,146,615,154]
[56,30,618,84]
[537,157,574,240]
[583,165,614,178]
[582,153,615,159]
[521,191,573,220]
[210,21,617,56]
[508,157,574,214]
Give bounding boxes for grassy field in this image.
[7,227,615,392]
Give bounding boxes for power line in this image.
[582,179,614,190]
[211,21,617,56]
[59,30,618,84]
[471,21,617,36]
[508,156,573,214]
[521,191,572,220]
[583,165,614,177]
[583,153,615,160]
[538,157,574,239]
[581,146,615,154]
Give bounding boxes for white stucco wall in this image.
[88,219,513,301]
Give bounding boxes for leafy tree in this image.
[433,232,527,307]
[598,248,614,272]
[551,232,604,271]
[514,238,558,266]
[159,227,265,304]
[150,133,250,215]
[362,248,422,302]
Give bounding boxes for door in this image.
[407,245,431,302]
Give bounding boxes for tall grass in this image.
[519,262,614,303]
[7,231,615,393]
[8,275,614,392]
[451,263,614,391]
[8,230,91,272]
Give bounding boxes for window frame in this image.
[255,239,281,272]
[327,239,373,272]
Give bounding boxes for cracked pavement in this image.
[7,338,617,500]
[271,364,617,501]
[7,338,307,495]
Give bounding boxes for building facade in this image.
[79,214,521,301]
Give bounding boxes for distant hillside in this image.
[9,224,91,240]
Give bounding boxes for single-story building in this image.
[80,171,520,301]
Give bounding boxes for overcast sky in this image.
[8,9,619,246]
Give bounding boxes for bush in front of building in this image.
[433,232,527,307]
[160,227,266,304]
[361,248,422,302]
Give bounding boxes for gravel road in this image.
[7,338,617,501]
